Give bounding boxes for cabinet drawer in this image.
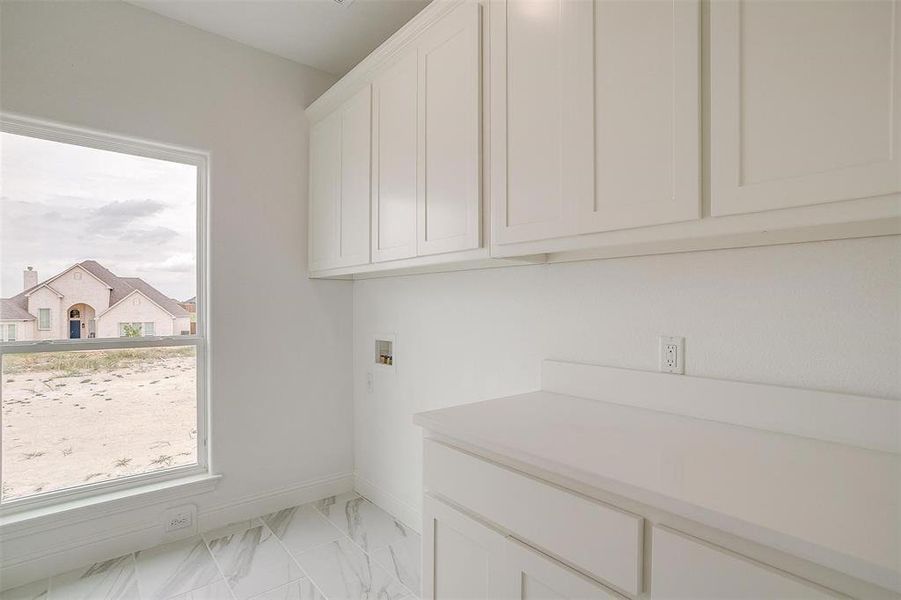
[650,526,839,599]
[424,440,643,595]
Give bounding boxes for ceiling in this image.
[127,0,432,76]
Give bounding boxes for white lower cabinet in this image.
[650,526,839,599]
[423,495,623,600]
[504,537,624,600]
[422,495,507,600]
[423,441,853,600]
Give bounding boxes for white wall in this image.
[353,236,901,529]
[1,0,353,586]
[26,287,63,341]
[95,292,178,338]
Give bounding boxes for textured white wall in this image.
[353,236,901,527]
[1,0,352,582]
[26,287,63,341]
[37,266,111,338]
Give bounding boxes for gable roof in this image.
[23,282,64,298]
[120,277,190,318]
[1,260,190,320]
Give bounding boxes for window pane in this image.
[1,346,197,501]
[1,132,197,340]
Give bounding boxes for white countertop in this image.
[414,390,901,592]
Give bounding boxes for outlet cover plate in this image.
[659,336,684,374]
[164,504,197,535]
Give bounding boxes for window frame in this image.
[37,308,51,330]
[0,113,211,514]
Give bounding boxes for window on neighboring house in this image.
[118,322,155,337]
[0,117,208,508]
[38,308,50,330]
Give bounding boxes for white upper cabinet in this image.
[417,2,481,256]
[579,0,700,232]
[372,52,420,262]
[491,0,701,245]
[710,0,901,216]
[308,86,371,271]
[490,0,594,245]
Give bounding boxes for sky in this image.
[0,132,197,301]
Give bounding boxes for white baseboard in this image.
[198,472,353,534]
[354,472,422,534]
[0,472,354,592]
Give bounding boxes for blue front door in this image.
[69,320,81,339]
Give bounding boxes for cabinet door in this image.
[490,0,594,245]
[372,52,419,262]
[710,0,901,216]
[337,86,372,267]
[650,527,838,599]
[579,0,700,232]
[422,495,506,600]
[504,537,623,600]
[308,87,372,271]
[309,111,341,272]
[417,2,482,256]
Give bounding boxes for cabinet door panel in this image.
[581,0,700,232]
[491,0,594,244]
[710,0,901,215]
[650,527,838,599]
[505,538,623,600]
[417,2,481,256]
[422,495,506,600]
[336,86,371,267]
[309,112,341,272]
[373,52,419,262]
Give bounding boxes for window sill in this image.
[0,473,221,538]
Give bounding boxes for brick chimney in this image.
[23,267,37,291]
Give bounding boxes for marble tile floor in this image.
[2,493,421,600]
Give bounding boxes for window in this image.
[1,115,208,508]
[118,322,154,337]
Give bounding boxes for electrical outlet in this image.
[659,336,684,374]
[164,504,196,533]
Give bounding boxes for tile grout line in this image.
[259,516,334,600]
[311,493,416,599]
[199,531,238,600]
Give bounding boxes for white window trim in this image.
[37,308,51,330]
[0,113,211,516]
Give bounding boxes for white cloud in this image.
[0,132,197,300]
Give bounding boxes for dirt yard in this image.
[1,348,197,501]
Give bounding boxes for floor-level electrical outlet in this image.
[659,336,684,374]
[164,504,197,534]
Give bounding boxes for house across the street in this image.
[0,260,192,342]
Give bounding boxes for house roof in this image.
[1,260,190,320]
[120,277,190,318]
[23,282,64,298]
[0,298,35,321]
